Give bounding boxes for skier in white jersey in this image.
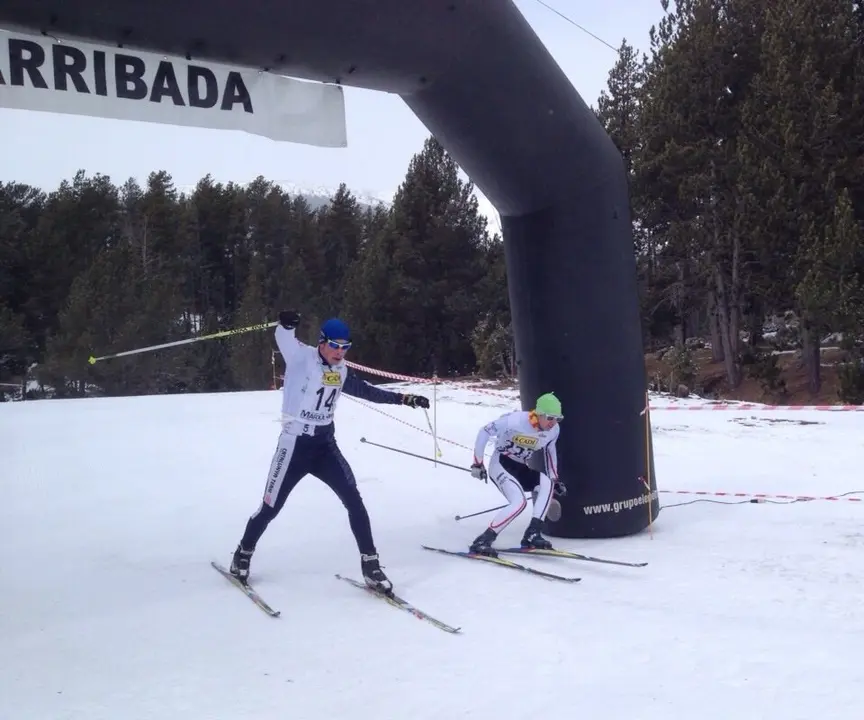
[467,393,566,555]
[228,310,430,593]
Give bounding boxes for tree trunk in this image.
[714,265,741,388]
[748,303,763,348]
[707,288,724,362]
[799,314,822,395]
[673,323,685,348]
[709,222,742,388]
[686,306,701,342]
[749,314,762,347]
[707,163,741,386]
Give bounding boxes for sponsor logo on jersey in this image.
[264,446,288,503]
[322,371,341,386]
[511,434,538,449]
[300,409,329,422]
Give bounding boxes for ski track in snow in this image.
[1,387,863,719]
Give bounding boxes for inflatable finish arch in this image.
[0,0,659,538]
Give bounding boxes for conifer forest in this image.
[2,0,863,403]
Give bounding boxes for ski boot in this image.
[469,527,498,557]
[230,543,254,584]
[521,518,553,550]
[361,553,393,595]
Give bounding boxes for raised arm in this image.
[274,310,304,369]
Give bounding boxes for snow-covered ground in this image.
[1,385,863,719]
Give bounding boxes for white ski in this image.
[211,560,281,617]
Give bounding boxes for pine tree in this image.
[596,39,645,184]
[638,0,766,386]
[342,212,400,369]
[0,303,28,386]
[740,0,862,393]
[471,239,514,378]
[25,171,122,361]
[316,183,363,318]
[277,194,321,346]
[349,136,489,375]
[244,176,292,310]
[0,182,44,380]
[230,253,272,390]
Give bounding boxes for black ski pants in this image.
[240,429,376,555]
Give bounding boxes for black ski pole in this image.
[359,437,469,473]
[454,504,507,521]
[359,438,514,523]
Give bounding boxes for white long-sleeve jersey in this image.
[473,410,560,480]
[274,325,403,434]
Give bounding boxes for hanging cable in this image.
[531,0,619,52]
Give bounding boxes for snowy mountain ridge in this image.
[259,180,502,235]
[173,181,389,211]
[175,179,502,234]
[266,181,393,209]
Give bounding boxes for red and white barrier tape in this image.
[660,489,863,502]
[344,359,426,383]
[273,352,864,411]
[651,403,864,412]
[344,359,516,401]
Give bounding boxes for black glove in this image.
[279,310,300,330]
[470,462,488,482]
[553,480,567,497]
[401,393,430,409]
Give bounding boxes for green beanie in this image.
[535,392,562,417]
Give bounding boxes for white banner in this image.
[0,28,347,147]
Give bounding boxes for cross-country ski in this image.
[495,547,649,567]
[211,561,281,617]
[336,574,461,634]
[421,545,581,582]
